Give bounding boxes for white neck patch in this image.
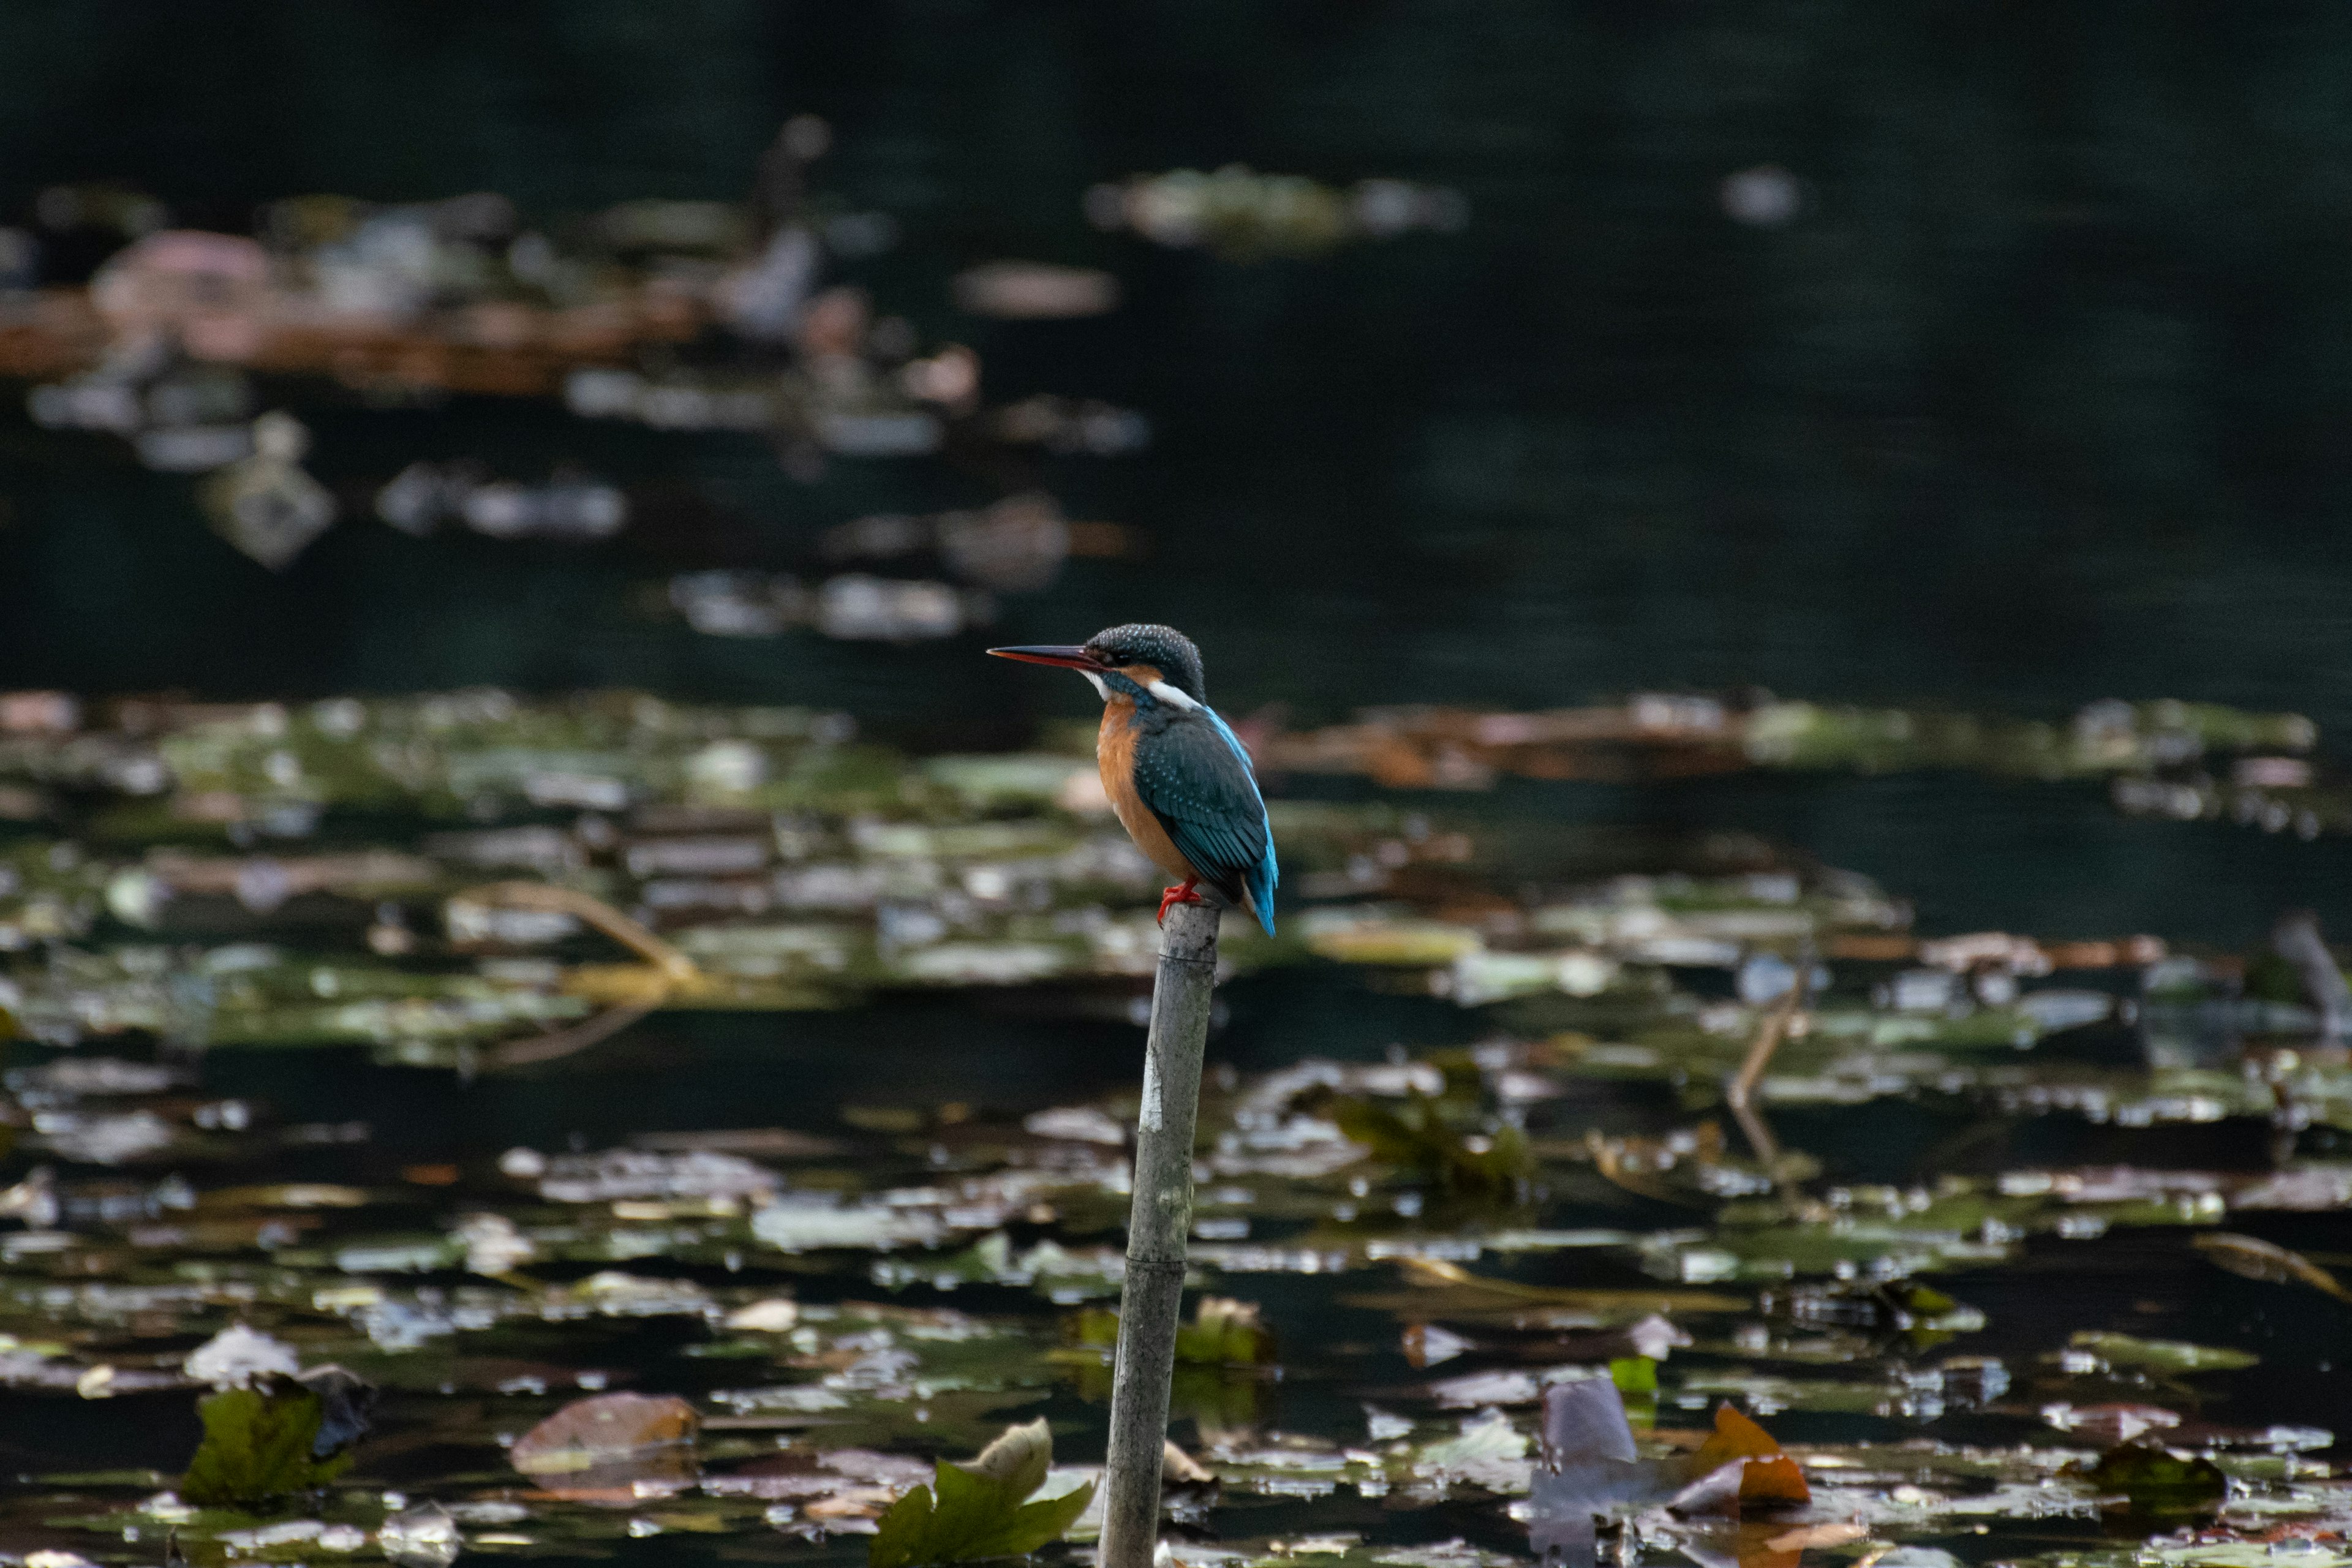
[1145,678,1199,711]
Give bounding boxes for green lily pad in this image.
[2086,1441,2226,1515]
[869,1419,1096,1567]
[2070,1330,2259,1372]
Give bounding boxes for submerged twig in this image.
[458,882,699,1070]
[459,881,701,985]
[1585,1129,1708,1207]
[483,1001,659,1071]
[1725,954,1812,1182]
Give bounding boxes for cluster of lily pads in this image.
[0,688,2347,1568]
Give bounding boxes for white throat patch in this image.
[1082,671,1110,700]
[1145,679,1199,711]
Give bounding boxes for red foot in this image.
[1156,878,1206,925]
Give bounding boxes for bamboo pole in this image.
[1097,898,1222,1568]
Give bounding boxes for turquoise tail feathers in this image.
[1202,702,1278,936]
[1246,842,1278,935]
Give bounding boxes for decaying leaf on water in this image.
[1684,1403,1810,1506]
[867,1418,1095,1568]
[510,1391,700,1498]
[2194,1232,2352,1302]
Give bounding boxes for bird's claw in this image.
[1156,880,1207,925]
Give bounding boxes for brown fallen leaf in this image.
[2195,1232,2352,1303]
[1686,1403,1811,1506]
[511,1392,698,1501]
[1390,1256,1747,1313]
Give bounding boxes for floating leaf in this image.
[510,1392,699,1498]
[1070,1297,1277,1367]
[1389,1256,1747,1314]
[1608,1357,1657,1395]
[2195,1232,2352,1303]
[869,1418,1096,1568]
[2086,1440,2226,1514]
[2070,1330,2258,1373]
[180,1377,350,1507]
[1685,1403,1809,1506]
[1175,1297,1277,1367]
[1319,1089,1532,1199]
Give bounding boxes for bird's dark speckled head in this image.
[1084,624,1207,702]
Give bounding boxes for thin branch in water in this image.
[457,880,701,985]
[454,883,695,1069]
[484,1001,659,1071]
[1726,952,1814,1180]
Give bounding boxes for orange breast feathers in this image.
[1097,701,1196,881]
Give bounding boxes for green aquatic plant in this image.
[2070,1330,2259,1373]
[180,1378,353,1509]
[1306,1053,1534,1199]
[869,1418,1095,1568]
[2086,1441,2228,1516]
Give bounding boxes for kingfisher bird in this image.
[989,624,1277,933]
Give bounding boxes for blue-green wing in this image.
[1133,709,1276,933]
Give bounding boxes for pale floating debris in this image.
[379,1502,461,1568]
[1371,1544,1520,1568]
[537,1147,780,1204]
[2232,1165,2352,1210]
[725,1297,800,1332]
[1412,1410,1532,1494]
[712,1384,851,1414]
[1430,1369,1545,1408]
[454,1212,535,1275]
[565,1271,714,1317]
[751,1197,946,1252]
[35,1109,175,1164]
[1023,1105,1128,1145]
[184,1322,301,1387]
[954,261,1118,318]
[219,1520,367,1552]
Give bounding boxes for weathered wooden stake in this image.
[1098,898,1221,1568]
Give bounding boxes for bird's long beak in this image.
[987,644,1102,671]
